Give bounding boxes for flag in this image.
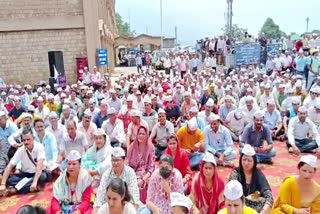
[53,65,59,81]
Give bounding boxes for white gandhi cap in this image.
[66,150,81,161]
[224,180,244,200]
[202,152,217,166]
[242,144,256,156]
[300,155,318,168]
[170,192,193,211]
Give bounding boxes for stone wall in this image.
[0,29,87,85]
[0,0,83,19]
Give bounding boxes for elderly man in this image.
[198,98,215,126]
[142,98,158,131]
[219,95,237,123]
[241,111,277,164]
[93,99,109,128]
[181,92,197,118]
[308,100,320,133]
[107,89,122,112]
[101,107,125,147]
[35,97,50,127]
[239,96,259,125]
[0,111,18,153]
[126,110,148,146]
[224,109,246,141]
[46,112,66,150]
[45,93,59,113]
[176,117,205,168]
[0,128,48,195]
[203,114,236,167]
[263,99,283,139]
[57,120,88,169]
[150,108,175,160]
[188,106,206,131]
[287,106,320,156]
[59,104,78,125]
[77,109,97,147]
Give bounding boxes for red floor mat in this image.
[0,141,319,213]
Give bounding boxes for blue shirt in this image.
[192,58,200,68]
[240,123,273,147]
[263,110,281,130]
[203,124,234,156]
[135,56,142,65]
[0,120,18,151]
[35,131,58,164]
[93,113,109,128]
[295,56,308,72]
[219,104,237,120]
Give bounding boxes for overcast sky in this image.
[116,0,320,45]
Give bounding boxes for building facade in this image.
[0,0,117,85]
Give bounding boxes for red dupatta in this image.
[165,142,190,177]
[193,161,225,214]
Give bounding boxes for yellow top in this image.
[218,206,257,214]
[45,102,59,112]
[272,176,320,214]
[176,126,204,151]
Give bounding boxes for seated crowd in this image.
[0,64,319,214]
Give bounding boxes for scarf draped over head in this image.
[193,161,225,214]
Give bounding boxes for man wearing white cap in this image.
[188,106,206,131]
[241,111,276,164]
[8,96,26,121]
[181,92,197,118]
[307,99,320,133]
[101,107,125,147]
[204,114,236,167]
[259,84,275,110]
[59,104,79,125]
[107,89,122,112]
[176,117,205,168]
[0,111,18,153]
[224,109,246,141]
[219,95,237,122]
[94,147,141,211]
[294,48,309,85]
[218,180,256,214]
[263,99,283,138]
[46,112,66,150]
[77,109,97,147]
[142,98,158,131]
[170,192,193,214]
[126,110,148,146]
[287,106,320,155]
[34,97,50,127]
[239,96,259,125]
[93,99,109,128]
[198,98,215,126]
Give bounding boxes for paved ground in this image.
[109,66,138,83]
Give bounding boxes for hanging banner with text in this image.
[235,43,261,65]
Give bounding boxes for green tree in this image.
[260,18,285,39]
[311,29,320,34]
[116,12,135,37]
[222,24,248,39]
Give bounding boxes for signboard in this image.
[97,48,108,66]
[267,43,283,55]
[235,43,261,65]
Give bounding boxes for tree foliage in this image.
[116,12,135,37]
[260,18,285,39]
[222,24,248,39]
[311,29,320,34]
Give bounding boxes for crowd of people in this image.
[0,33,320,213]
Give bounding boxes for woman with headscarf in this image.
[272,155,320,214]
[190,152,225,214]
[165,134,192,194]
[82,128,113,185]
[229,144,273,214]
[127,126,155,203]
[50,150,93,214]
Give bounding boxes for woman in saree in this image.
[229,144,273,214]
[50,150,93,214]
[165,134,192,194]
[127,126,155,203]
[82,128,113,179]
[190,152,225,214]
[272,155,320,214]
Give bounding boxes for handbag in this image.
[26,150,52,181]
